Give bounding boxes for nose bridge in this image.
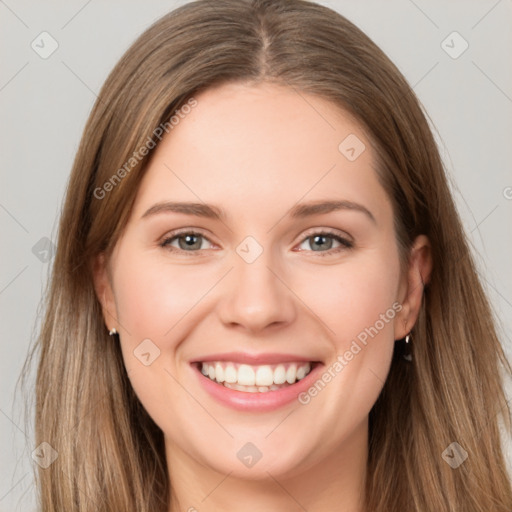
[218,235,296,332]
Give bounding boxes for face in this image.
[95,82,430,482]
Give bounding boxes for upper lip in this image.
[191,352,321,365]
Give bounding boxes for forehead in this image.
[129,82,391,227]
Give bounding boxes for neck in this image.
[166,420,368,512]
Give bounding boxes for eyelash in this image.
[159,228,354,257]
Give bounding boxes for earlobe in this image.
[394,234,432,339]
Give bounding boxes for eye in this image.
[159,228,353,256]
[296,229,353,256]
[159,229,214,253]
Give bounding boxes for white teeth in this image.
[296,366,307,380]
[286,365,297,384]
[238,364,256,386]
[215,363,225,383]
[199,361,313,391]
[255,365,274,386]
[273,365,286,384]
[224,364,237,383]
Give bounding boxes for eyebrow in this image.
[141,199,376,224]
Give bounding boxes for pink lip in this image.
[192,361,324,412]
[190,351,317,365]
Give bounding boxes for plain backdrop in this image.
[1,0,511,510]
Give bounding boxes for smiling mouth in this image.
[196,361,318,393]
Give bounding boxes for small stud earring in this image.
[108,328,118,336]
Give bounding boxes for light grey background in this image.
[1,0,511,510]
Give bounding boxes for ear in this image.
[92,252,118,333]
[394,234,433,339]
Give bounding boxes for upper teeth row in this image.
[201,362,312,386]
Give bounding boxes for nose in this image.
[218,250,297,334]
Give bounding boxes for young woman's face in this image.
[97,82,427,481]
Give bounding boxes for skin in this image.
[94,82,432,512]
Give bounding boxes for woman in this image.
[27,0,512,510]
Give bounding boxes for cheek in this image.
[308,248,401,410]
[308,251,401,346]
[112,249,209,343]
[110,249,201,430]
[290,253,401,445]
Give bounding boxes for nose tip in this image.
[218,259,296,333]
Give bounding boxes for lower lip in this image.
[192,362,324,412]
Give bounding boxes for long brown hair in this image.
[24,0,512,510]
